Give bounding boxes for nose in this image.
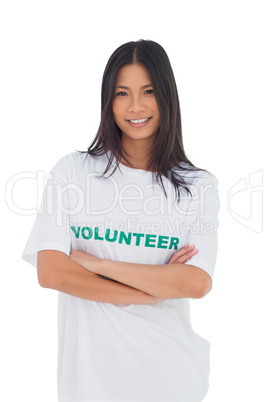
[128,95,145,113]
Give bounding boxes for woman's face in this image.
[112,63,161,145]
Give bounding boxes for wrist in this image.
[97,257,107,276]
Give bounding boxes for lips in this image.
[127,117,152,127]
[129,117,150,124]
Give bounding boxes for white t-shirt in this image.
[22,151,220,402]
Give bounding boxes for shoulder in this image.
[187,169,220,211]
[51,151,87,170]
[174,162,219,190]
[192,170,219,194]
[50,151,108,175]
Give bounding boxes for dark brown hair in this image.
[85,39,206,201]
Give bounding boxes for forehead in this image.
[115,64,151,86]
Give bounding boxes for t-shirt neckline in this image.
[117,160,154,176]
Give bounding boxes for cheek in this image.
[112,104,119,123]
[153,107,160,125]
[152,103,161,128]
[150,99,160,115]
[112,105,124,130]
[112,103,117,117]
[112,102,124,122]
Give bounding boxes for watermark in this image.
[227,169,263,233]
[66,216,216,237]
[5,170,47,215]
[5,169,218,226]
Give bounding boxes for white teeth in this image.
[129,117,150,124]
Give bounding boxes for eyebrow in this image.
[115,84,153,89]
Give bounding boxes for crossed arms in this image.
[37,244,211,305]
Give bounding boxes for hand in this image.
[168,243,198,265]
[69,250,101,274]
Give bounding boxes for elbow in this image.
[37,266,51,288]
[192,286,208,299]
[191,274,212,299]
[38,274,49,289]
[37,250,70,289]
[37,251,55,288]
[169,266,212,300]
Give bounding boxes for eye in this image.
[115,91,128,96]
[145,89,154,95]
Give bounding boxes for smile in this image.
[127,117,152,127]
[129,117,150,124]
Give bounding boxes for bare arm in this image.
[98,259,211,299]
[37,250,162,305]
[70,245,211,299]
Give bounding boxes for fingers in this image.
[168,243,188,264]
[168,243,190,263]
[168,244,198,265]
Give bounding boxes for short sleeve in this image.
[183,171,220,281]
[22,156,72,268]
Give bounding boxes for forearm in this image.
[37,250,162,305]
[98,259,211,299]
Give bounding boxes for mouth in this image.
[127,117,152,127]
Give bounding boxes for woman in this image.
[22,40,220,402]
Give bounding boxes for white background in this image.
[1,0,267,401]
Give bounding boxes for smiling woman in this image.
[87,39,205,198]
[112,64,161,162]
[22,39,220,402]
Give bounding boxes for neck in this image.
[120,136,155,171]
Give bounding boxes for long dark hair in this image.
[86,39,206,201]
